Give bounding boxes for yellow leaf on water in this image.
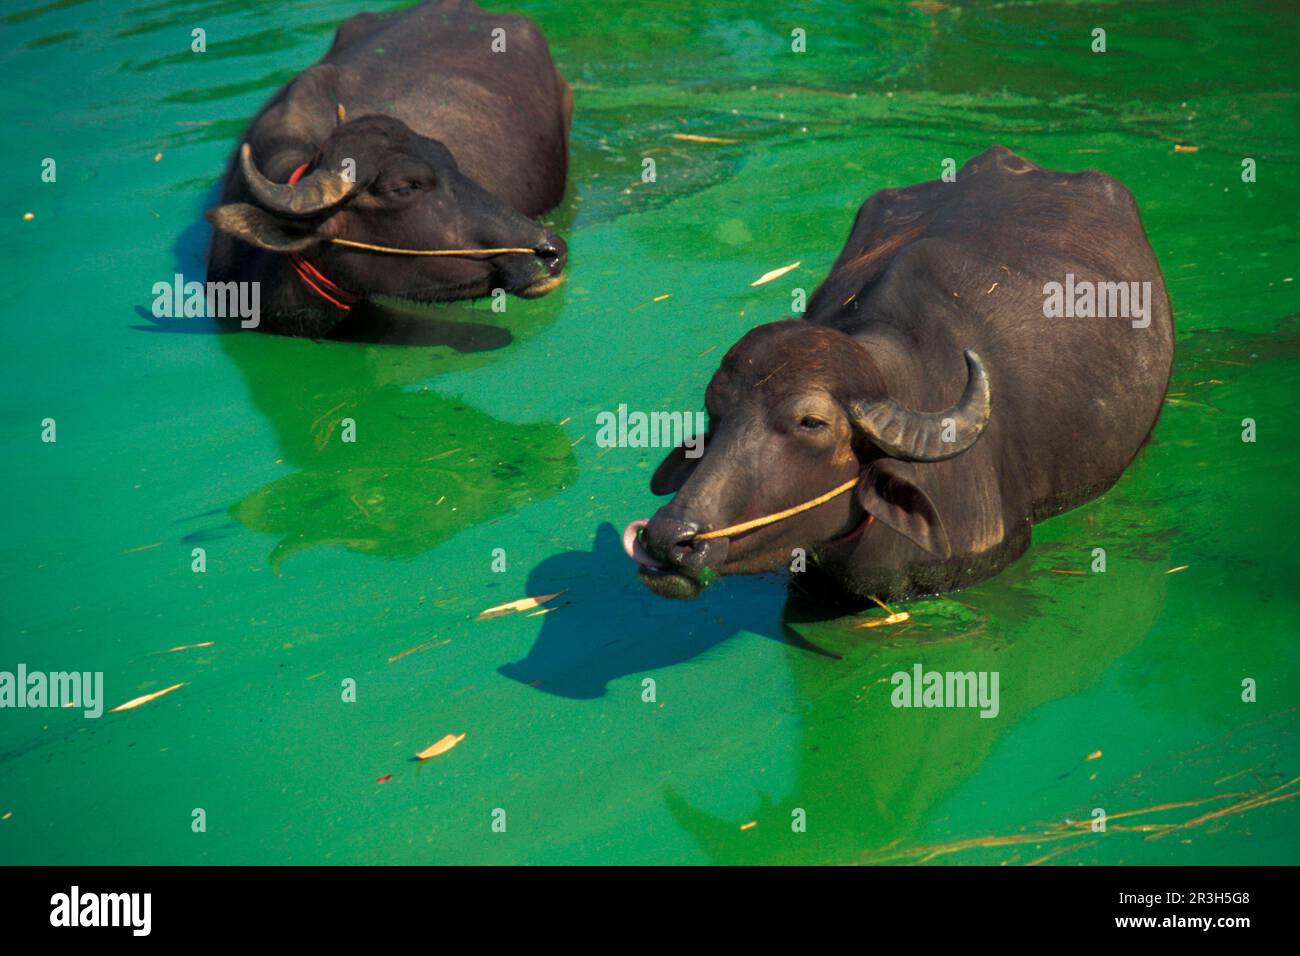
[121,542,162,555]
[110,682,186,713]
[672,133,738,144]
[387,638,447,663]
[860,611,910,628]
[476,590,566,621]
[751,261,801,287]
[860,595,909,627]
[159,641,214,654]
[416,733,465,760]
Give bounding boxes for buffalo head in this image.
[626,321,990,599]
[207,114,566,302]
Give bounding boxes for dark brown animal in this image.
[627,146,1174,606]
[206,0,571,337]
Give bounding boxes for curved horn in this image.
[239,143,353,218]
[852,349,991,462]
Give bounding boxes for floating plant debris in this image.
[672,133,738,144]
[476,590,566,621]
[415,733,465,760]
[859,595,910,628]
[751,261,800,286]
[110,682,186,713]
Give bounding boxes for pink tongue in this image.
[622,518,668,570]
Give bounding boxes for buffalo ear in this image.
[856,459,952,559]
[650,445,699,496]
[206,203,323,252]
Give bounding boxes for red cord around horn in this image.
[286,162,360,312]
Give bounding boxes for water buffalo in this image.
[625,146,1173,605]
[206,0,570,337]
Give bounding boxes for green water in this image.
[1,0,1297,865]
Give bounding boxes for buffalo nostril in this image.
[643,518,698,564]
[533,235,566,276]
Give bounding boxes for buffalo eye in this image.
[799,416,828,431]
[382,179,428,200]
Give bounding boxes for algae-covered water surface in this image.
[0,0,1297,866]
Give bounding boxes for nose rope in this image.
[281,162,541,310]
[326,237,537,257]
[693,475,862,541]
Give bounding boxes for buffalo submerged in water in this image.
[206,0,571,337]
[625,146,1174,606]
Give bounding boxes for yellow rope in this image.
[694,476,860,541]
[328,237,536,257]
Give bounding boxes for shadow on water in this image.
[150,187,580,566]
[501,474,1183,862]
[498,522,810,699]
[131,207,223,335]
[660,530,1172,864]
[215,334,579,568]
